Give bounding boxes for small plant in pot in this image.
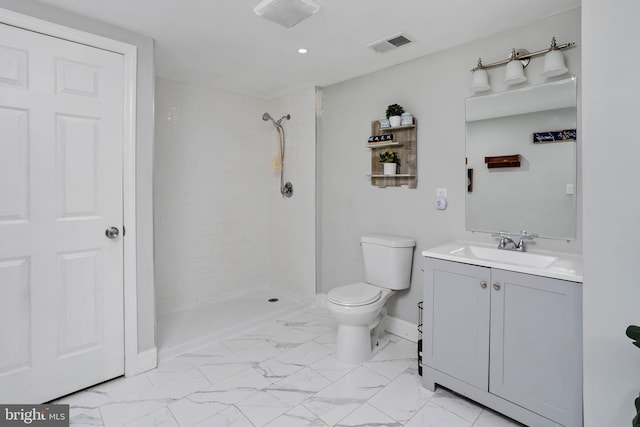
[380,149,400,175]
[627,325,640,427]
[386,103,405,127]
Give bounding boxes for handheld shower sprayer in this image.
[262,112,274,124]
[262,112,293,198]
[262,112,290,127]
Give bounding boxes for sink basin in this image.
[455,245,558,269]
[422,240,583,282]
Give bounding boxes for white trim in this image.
[0,9,134,53]
[0,8,148,376]
[121,42,141,378]
[383,315,419,342]
[128,347,157,375]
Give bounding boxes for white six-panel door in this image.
[0,23,124,403]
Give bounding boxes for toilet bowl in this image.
[326,282,394,363]
[326,235,415,364]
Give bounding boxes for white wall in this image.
[317,9,581,323]
[154,80,316,314]
[582,1,640,426]
[266,88,317,301]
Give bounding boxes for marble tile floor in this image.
[156,290,308,360]
[56,304,524,427]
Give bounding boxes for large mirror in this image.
[465,77,577,239]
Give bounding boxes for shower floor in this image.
[156,289,310,360]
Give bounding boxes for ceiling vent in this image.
[368,32,413,53]
[254,0,320,28]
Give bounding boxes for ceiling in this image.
[34,0,580,100]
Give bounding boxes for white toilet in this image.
[326,234,415,364]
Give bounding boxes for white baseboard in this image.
[384,315,419,343]
[125,347,157,376]
[314,293,327,307]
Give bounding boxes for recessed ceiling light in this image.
[298,48,308,54]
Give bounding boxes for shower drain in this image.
[268,298,279,303]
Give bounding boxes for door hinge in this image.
[122,225,126,237]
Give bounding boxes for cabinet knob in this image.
[480,281,487,289]
[493,283,501,291]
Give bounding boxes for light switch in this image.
[566,184,574,195]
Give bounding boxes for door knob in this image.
[105,227,120,239]
[493,283,501,291]
[480,281,487,289]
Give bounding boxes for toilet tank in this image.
[361,234,416,290]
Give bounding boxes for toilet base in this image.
[332,307,388,364]
[335,323,373,364]
[371,307,386,347]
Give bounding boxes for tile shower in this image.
[153,78,317,356]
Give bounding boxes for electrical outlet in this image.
[436,188,447,198]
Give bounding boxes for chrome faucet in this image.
[498,235,519,251]
[495,231,538,252]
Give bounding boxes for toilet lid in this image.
[328,282,382,307]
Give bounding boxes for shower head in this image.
[262,112,290,128]
[276,114,291,126]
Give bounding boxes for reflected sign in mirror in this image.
[465,77,577,239]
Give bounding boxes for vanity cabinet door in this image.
[423,258,491,390]
[489,269,583,427]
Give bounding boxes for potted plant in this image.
[627,325,640,427]
[386,103,404,127]
[379,149,400,175]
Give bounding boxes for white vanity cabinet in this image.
[422,257,582,427]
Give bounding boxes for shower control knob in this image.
[283,182,293,198]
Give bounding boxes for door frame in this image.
[0,9,143,376]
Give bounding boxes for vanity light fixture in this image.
[470,58,490,93]
[542,37,569,77]
[470,37,575,92]
[504,48,528,85]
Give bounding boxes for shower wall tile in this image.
[266,89,317,302]
[154,78,316,316]
[154,77,272,315]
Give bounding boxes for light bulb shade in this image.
[504,59,527,85]
[542,49,568,77]
[470,69,490,93]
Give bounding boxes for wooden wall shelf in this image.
[484,154,521,169]
[366,141,402,148]
[369,174,416,178]
[368,120,417,188]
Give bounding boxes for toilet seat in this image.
[328,282,381,307]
